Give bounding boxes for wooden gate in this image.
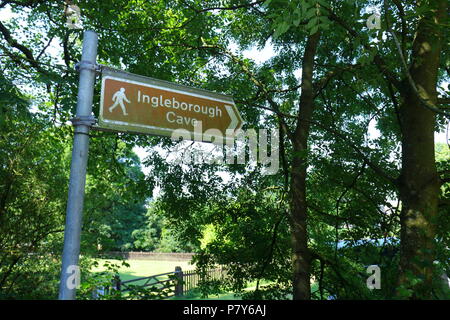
[104,266,224,299]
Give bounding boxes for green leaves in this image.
[303,0,331,35]
[357,46,378,66]
[273,21,290,39]
[268,0,331,38]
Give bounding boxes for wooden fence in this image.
[101,266,224,299]
[176,267,224,296]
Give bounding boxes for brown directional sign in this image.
[98,67,243,142]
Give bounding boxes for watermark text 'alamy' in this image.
[171,121,279,176]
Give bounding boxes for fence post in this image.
[175,266,184,297]
[113,274,121,292]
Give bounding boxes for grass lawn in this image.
[92,258,237,299]
[92,258,241,299]
[92,259,318,300]
[92,258,195,282]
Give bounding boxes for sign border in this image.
[98,66,244,143]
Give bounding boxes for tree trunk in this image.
[291,31,320,300]
[397,0,447,299]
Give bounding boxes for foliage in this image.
[0,0,448,300]
[0,73,148,297]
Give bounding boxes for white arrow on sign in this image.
[225,104,242,131]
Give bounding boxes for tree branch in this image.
[0,20,48,74]
[313,64,359,99]
[0,0,43,9]
[383,0,450,118]
[391,0,407,58]
[184,42,295,141]
[437,98,450,105]
[183,0,265,13]
[36,35,53,61]
[312,119,398,185]
[255,213,286,292]
[324,7,403,91]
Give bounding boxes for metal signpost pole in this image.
[58,30,98,300]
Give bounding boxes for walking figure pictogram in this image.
[109,88,130,116]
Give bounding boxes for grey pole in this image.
[58,30,98,300]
